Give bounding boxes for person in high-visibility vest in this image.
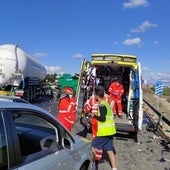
[57,87,76,132]
[89,86,117,170]
[108,77,124,118]
[83,86,114,140]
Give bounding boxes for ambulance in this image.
[78,54,143,142]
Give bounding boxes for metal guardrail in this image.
[143,99,170,126]
[143,99,170,142]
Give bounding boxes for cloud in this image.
[72,54,84,59]
[123,0,149,9]
[130,21,158,33]
[143,71,170,85]
[123,37,141,46]
[166,60,170,64]
[142,66,150,71]
[113,41,119,45]
[45,65,64,74]
[33,52,46,57]
[153,41,159,45]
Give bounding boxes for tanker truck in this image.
[0,44,47,102]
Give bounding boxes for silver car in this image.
[0,101,92,170]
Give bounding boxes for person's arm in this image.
[93,104,107,122]
[84,97,93,113]
[108,83,113,94]
[68,97,77,113]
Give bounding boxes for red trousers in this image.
[112,99,122,116]
[57,113,76,131]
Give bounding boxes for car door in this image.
[19,132,82,170]
[0,112,9,170]
[8,109,82,170]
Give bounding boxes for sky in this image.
[0,0,170,84]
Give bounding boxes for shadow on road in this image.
[76,127,89,138]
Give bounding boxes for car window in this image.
[14,112,54,129]
[12,111,59,157]
[0,114,8,169]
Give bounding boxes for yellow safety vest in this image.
[96,100,116,136]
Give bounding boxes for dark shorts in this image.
[91,136,114,151]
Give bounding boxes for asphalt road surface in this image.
[36,98,170,170]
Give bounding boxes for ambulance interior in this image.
[95,63,132,115]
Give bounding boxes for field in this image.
[143,86,170,119]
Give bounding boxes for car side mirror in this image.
[40,136,60,151]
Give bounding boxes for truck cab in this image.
[78,54,143,142]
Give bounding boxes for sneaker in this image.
[114,114,117,118]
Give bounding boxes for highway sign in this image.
[155,81,163,95]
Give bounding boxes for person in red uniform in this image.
[57,87,77,132]
[84,85,113,140]
[108,77,124,118]
[83,94,99,140]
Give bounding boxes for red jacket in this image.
[57,96,76,131]
[108,82,124,100]
[84,95,99,114]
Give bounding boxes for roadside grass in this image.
[143,86,170,118]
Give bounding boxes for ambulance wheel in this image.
[130,131,138,143]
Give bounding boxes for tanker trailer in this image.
[0,44,47,102]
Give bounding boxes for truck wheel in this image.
[30,86,34,103]
[33,86,36,103]
[26,86,31,102]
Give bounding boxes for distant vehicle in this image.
[0,101,92,170]
[0,95,29,103]
[77,54,143,142]
[0,44,47,103]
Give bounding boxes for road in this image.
[36,97,170,170]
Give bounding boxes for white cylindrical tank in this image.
[0,44,47,87]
